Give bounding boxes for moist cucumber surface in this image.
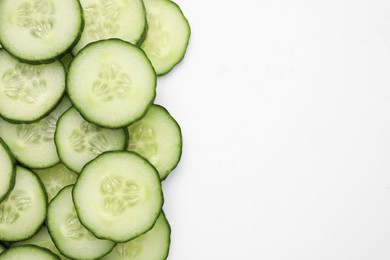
[72,0,147,54]
[127,104,182,180]
[67,39,156,128]
[0,167,47,242]
[0,97,72,169]
[0,139,16,203]
[55,107,128,173]
[141,0,190,75]
[11,226,69,260]
[0,0,83,63]
[47,185,116,260]
[0,245,59,260]
[0,49,66,123]
[73,151,163,242]
[33,164,77,202]
[102,212,171,260]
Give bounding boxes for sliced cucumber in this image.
[67,39,156,128]
[0,97,72,169]
[11,226,69,260]
[0,139,16,203]
[102,212,171,260]
[0,244,5,253]
[0,0,83,63]
[55,107,128,173]
[73,151,163,242]
[0,167,47,242]
[0,49,66,123]
[127,105,182,180]
[47,185,116,260]
[141,0,190,75]
[72,0,147,54]
[0,245,59,260]
[33,164,77,202]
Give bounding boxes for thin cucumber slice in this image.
[0,244,5,253]
[127,105,182,180]
[102,212,171,260]
[59,54,73,72]
[47,186,116,260]
[33,164,77,202]
[0,167,47,242]
[67,39,156,128]
[0,139,16,203]
[0,0,83,63]
[73,151,163,242]
[0,49,66,123]
[0,245,59,260]
[55,107,128,173]
[11,226,69,260]
[0,97,72,169]
[141,0,190,76]
[72,0,147,54]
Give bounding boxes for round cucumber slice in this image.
[72,0,147,54]
[67,39,156,128]
[127,105,182,180]
[33,164,77,202]
[0,49,66,123]
[141,0,191,75]
[11,226,69,260]
[73,151,163,242]
[0,139,16,203]
[0,167,47,242]
[47,186,116,260]
[55,107,128,173]
[102,212,171,260]
[0,97,72,169]
[0,0,83,63]
[0,245,59,260]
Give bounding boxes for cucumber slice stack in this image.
[0,0,190,259]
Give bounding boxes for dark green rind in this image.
[0,245,60,259]
[0,167,48,242]
[54,107,129,173]
[0,138,16,204]
[144,0,191,77]
[157,212,171,260]
[0,0,84,65]
[67,39,157,129]
[0,50,66,124]
[47,185,116,260]
[136,0,149,47]
[72,151,164,243]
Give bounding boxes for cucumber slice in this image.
[0,244,5,253]
[67,39,156,128]
[0,49,66,123]
[127,105,182,180]
[73,151,163,242]
[11,226,69,260]
[47,185,116,260]
[55,107,128,173]
[0,139,16,203]
[0,0,83,63]
[0,167,47,242]
[0,245,59,260]
[102,212,171,260]
[0,97,72,169]
[33,164,77,202]
[141,0,190,75]
[72,0,147,54]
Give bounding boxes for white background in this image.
[157,0,390,259]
